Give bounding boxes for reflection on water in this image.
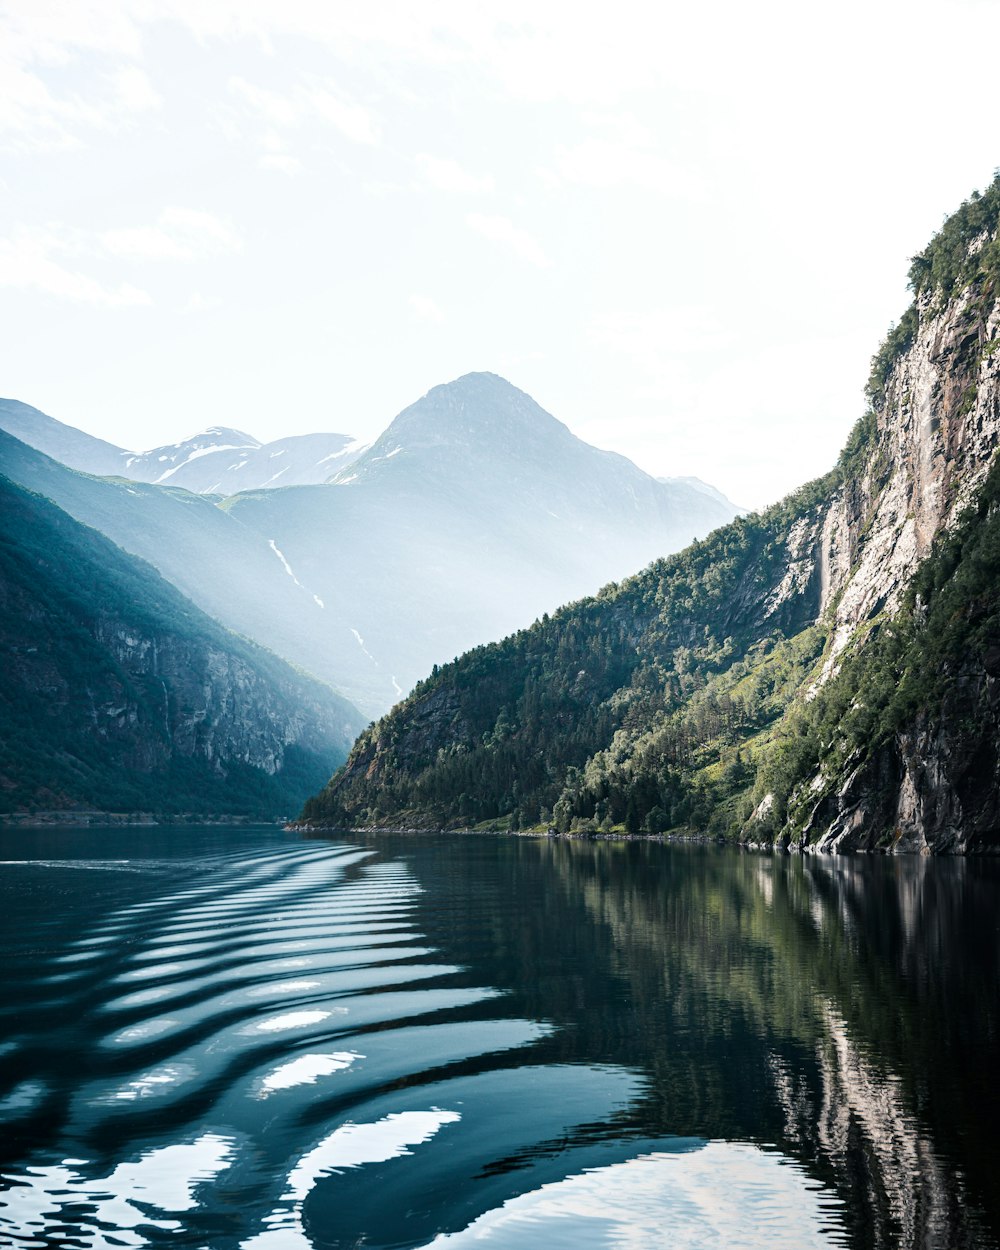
[423,1144,843,1250]
[0,829,996,1249]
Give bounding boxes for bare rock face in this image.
[825,289,1000,633]
[806,660,1000,855]
[785,274,1000,852]
[760,284,1000,670]
[92,620,352,777]
[741,206,1000,855]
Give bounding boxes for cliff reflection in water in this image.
[391,836,1000,1250]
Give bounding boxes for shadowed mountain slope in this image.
[0,476,364,818]
[0,427,358,701]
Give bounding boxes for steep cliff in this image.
[743,182,1000,852]
[301,176,1000,852]
[752,456,1000,853]
[0,476,365,818]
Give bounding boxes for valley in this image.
[302,177,1000,854]
[1,374,739,717]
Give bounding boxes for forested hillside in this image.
[302,176,1000,853]
[0,477,364,818]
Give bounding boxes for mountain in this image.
[302,176,1000,854]
[0,400,366,494]
[119,428,367,493]
[0,379,738,717]
[223,373,740,711]
[0,426,358,704]
[0,475,365,819]
[659,475,746,513]
[0,398,128,477]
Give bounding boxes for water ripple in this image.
[0,833,859,1250]
[0,839,556,1248]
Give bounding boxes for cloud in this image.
[101,207,242,261]
[409,293,444,322]
[228,74,379,146]
[106,65,161,113]
[466,213,551,268]
[228,77,298,128]
[416,154,493,194]
[0,17,160,151]
[186,291,223,311]
[554,137,703,199]
[306,83,379,144]
[260,152,302,175]
[0,58,106,150]
[0,226,150,308]
[0,205,238,311]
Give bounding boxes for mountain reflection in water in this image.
[0,828,996,1249]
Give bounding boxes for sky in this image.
[1,0,998,509]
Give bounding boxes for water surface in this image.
[0,827,997,1248]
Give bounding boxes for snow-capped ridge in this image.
[0,400,368,495]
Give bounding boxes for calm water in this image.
[0,829,998,1250]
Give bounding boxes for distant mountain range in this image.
[0,374,740,717]
[0,399,366,493]
[0,475,363,818]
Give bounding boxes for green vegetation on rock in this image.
[749,453,1000,848]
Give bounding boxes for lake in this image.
[0,827,997,1249]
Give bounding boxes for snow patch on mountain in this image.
[0,402,367,496]
[351,629,379,669]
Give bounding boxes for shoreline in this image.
[0,811,284,829]
[291,822,892,854]
[3,815,994,855]
[292,822,1000,856]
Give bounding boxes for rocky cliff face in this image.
[754,220,1000,853]
[788,635,1000,855]
[87,620,353,777]
[771,278,1000,663]
[0,476,364,817]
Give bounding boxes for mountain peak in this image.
[425,370,522,399]
[354,372,572,464]
[164,426,260,451]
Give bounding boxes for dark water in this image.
[1,829,998,1249]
